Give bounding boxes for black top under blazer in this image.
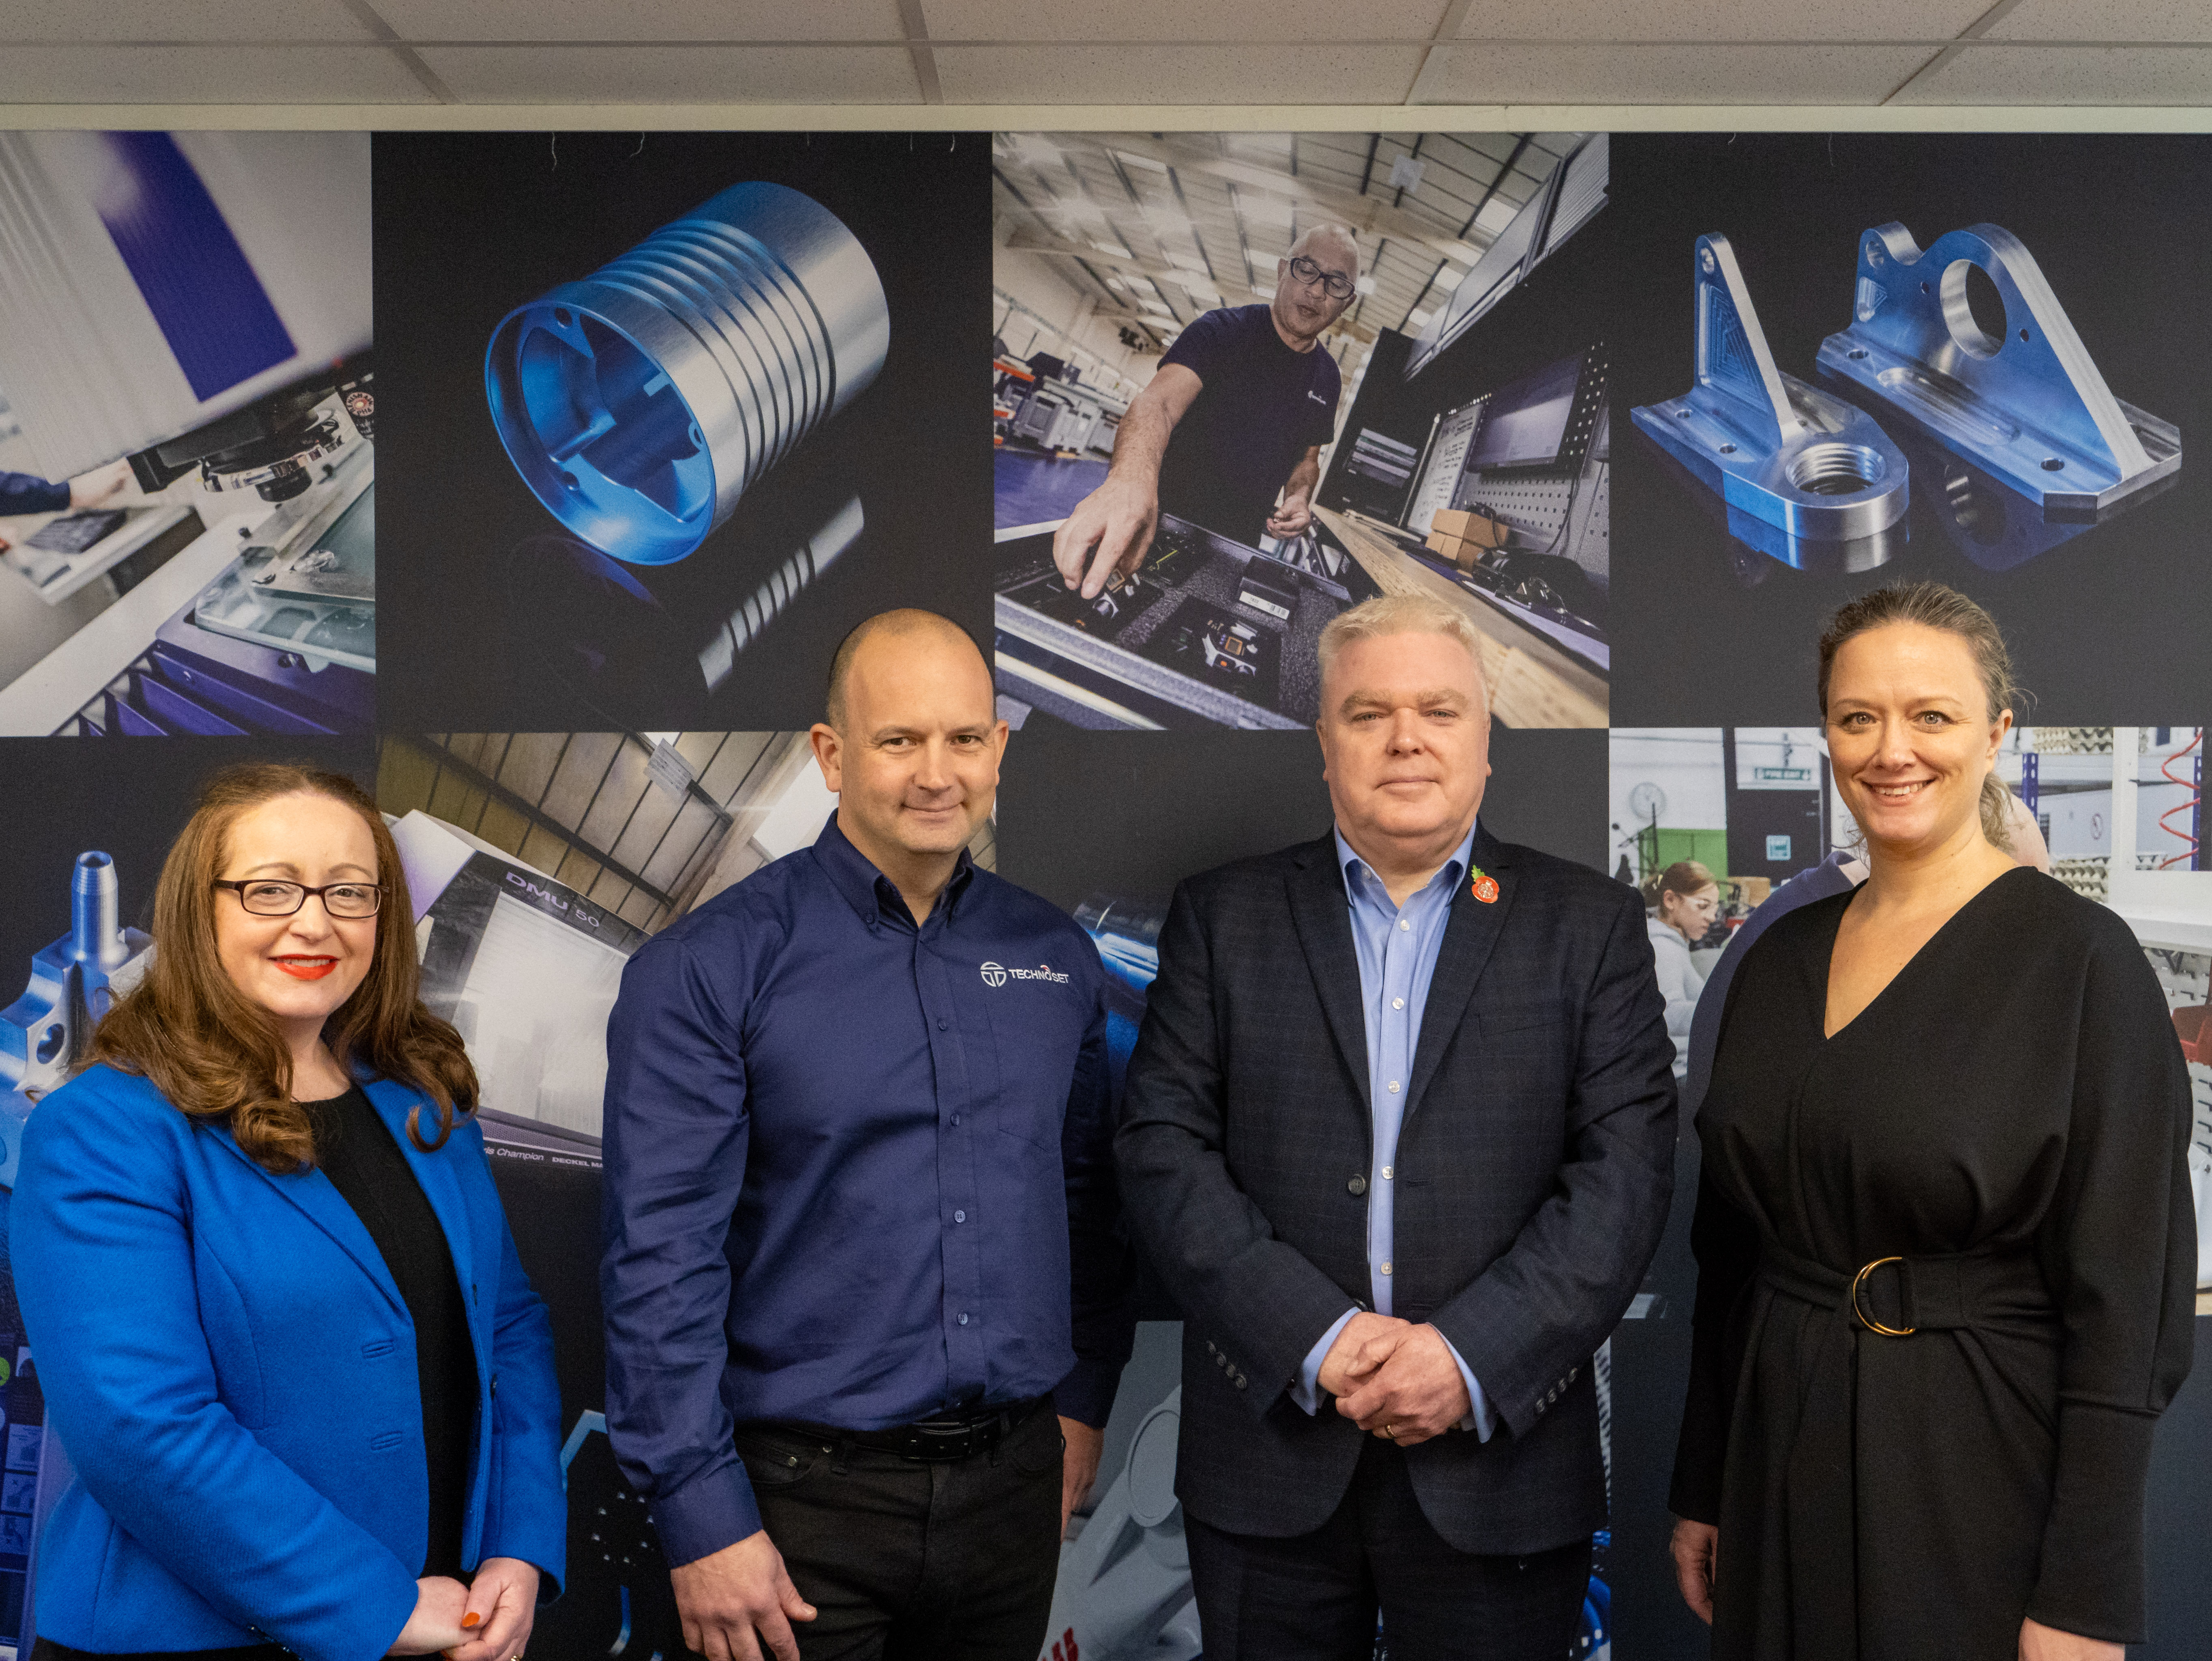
[1114,824,1679,1555]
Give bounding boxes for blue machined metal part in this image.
[486,183,889,566]
[0,853,153,1188]
[1632,233,1910,547]
[1816,223,2179,513]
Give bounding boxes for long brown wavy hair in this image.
[86,762,478,1173]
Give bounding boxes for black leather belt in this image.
[765,1394,1048,1463]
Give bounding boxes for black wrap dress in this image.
[1670,867,2196,1658]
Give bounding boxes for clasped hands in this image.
[1318,1311,1469,1447]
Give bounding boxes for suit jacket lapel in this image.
[1404,826,1517,1122]
[206,1115,408,1319]
[1286,838,1371,1120]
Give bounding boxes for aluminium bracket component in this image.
[1815,222,2179,513]
[1631,233,1909,544]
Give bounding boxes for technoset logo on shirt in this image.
[980,960,1070,988]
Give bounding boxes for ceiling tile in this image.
[1456,0,1987,41]
[372,0,904,42]
[1418,42,1934,103]
[0,44,434,101]
[1894,42,2212,101]
[923,0,1450,42]
[0,0,375,40]
[1988,0,2212,41]
[937,43,1425,103]
[417,43,921,101]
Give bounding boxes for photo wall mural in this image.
[0,123,2202,1660]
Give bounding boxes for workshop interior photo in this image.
[1610,722,2212,1304]
[0,131,375,736]
[993,130,1611,732]
[376,728,993,1143]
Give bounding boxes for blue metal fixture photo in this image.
[1632,234,1909,550]
[1816,222,2179,513]
[486,182,889,566]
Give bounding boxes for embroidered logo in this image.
[1469,867,1500,904]
[982,960,1070,987]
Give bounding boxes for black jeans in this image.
[733,1401,1064,1661]
[1184,1436,1594,1661]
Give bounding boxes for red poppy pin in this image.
[1470,867,1499,904]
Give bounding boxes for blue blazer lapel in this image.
[204,1118,408,1319]
[1286,838,1371,1121]
[1404,826,1517,1122]
[361,1076,477,1309]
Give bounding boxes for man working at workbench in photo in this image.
[600,609,1135,1661]
[1052,224,1359,598]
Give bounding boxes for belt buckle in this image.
[1849,1256,1916,1337]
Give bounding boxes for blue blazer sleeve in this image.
[13,1083,421,1661]
[456,1119,568,1593]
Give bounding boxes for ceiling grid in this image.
[2,0,2210,108]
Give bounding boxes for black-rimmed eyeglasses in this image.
[1285,255,1356,301]
[213,879,385,918]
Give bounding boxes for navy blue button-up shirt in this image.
[601,816,1133,1564]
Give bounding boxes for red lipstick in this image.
[273,957,337,980]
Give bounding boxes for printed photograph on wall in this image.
[1608,133,2212,725]
[0,131,376,736]
[376,728,994,1656]
[1609,721,2212,1299]
[372,131,990,734]
[992,131,1612,733]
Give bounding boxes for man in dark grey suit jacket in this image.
[1116,593,1677,1659]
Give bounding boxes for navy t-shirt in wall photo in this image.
[1153,303,1342,545]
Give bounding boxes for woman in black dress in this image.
[1668,583,2195,1661]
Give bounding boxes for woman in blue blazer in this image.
[13,763,565,1661]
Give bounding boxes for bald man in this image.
[1053,224,1361,598]
[601,610,1133,1661]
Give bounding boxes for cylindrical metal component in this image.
[486,182,888,567]
[695,495,864,691]
[71,852,127,972]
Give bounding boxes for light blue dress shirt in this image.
[1289,824,1496,1440]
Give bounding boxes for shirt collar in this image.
[811,812,976,929]
[1333,820,1479,910]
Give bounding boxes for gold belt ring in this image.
[1849,1256,1915,1337]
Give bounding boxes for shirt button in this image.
[958,1312,970,1325]
[1392,997,1405,1010]
[1380,1262,1393,1275]
[1397,918,1410,931]
[1347,1174,1367,1195]
[954,1210,967,1223]
[1381,1166,1393,1179]
[951,1113,961,1127]
[936,1018,948,1031]
[1387,1080,1400,1093]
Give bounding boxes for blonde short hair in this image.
[1316,593,1489,714]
